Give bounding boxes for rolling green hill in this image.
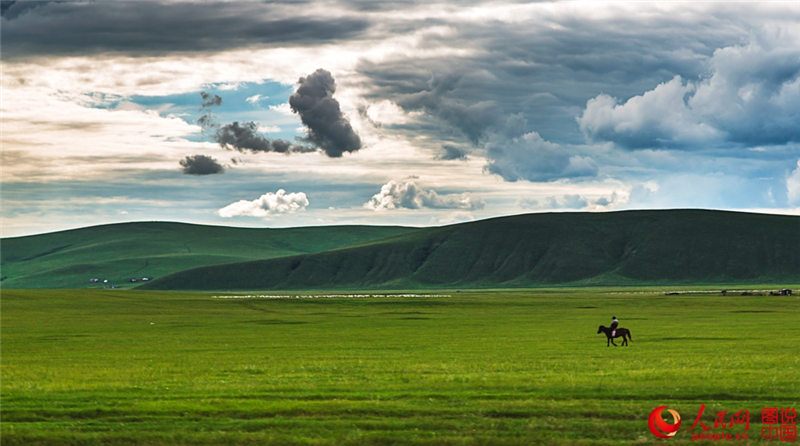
[141,210,800,290]
[0,222,416,289]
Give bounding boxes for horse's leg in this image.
[611,337,617,347]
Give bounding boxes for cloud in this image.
[438,145,469,161]
[364,178,484,211]
[519,188,629,211]
[528,195,588,210]
[1,1,370,59]
[484,118,598,182]
[215,121,314,154]
[179,154,224,175]
[198,73,361,157]
[195,92,314,154]
[788,160,800,205]
[218,189,309,218]
[197,91,222,133]
[578,36,800,149]
[394,72,499,144]
[1,0,51,20]
[520,194,587,210]
[246,94,267,105]
[353,5,747,155]
[364,99,416,125]
[200,92,222,108]
[577,77,722,149]
[289,68,362,157]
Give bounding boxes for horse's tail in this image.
[627,330,632,342]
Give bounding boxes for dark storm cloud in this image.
[196,73,363,157]
[1,0,52,20]
[180,154,224,175]
[358,14,733,148]
[195,92,314,154]
[392,72,500,144]
[0,1,370,58]
[289,69,362,157]
[352,5,800,182]
[215,122,315,154]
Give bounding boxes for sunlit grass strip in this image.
[212,294,453,299]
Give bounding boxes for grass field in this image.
[0,222,415,289]
[1,287,798,445]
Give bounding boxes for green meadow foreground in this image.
[2,289,798,445]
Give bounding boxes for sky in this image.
[2,1,799,237]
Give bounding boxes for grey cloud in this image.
[484,115,598,182]
[200,92,222,108]
[289,69,362,157]
[352,5,800,181]
[484,132,598,182]
[215,122,315,154]
[394,72,499,144]
[1,0,52,20]
[195,92,314,155]
[1,1,370,58]
[197,113,218,131]
[180,154,224,175]
[198,91,222,134]
[438,145,469,161]
[350,7,800,185]
[355,13,730,150]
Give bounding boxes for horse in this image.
[597,325,632,347]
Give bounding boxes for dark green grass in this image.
[144,210,800,290]
[2,288,798,444]
[0,222,416,289]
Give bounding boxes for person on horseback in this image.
[610,316,619,337]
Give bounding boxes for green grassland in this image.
[2,287,798,445]
[144,210,800,290]
[0,222,416,289]
[4,210,799,291]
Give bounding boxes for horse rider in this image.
[610,316,619,337]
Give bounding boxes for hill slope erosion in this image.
[141,210,800,290]
[1,223,416,289]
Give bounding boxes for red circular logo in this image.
[649,406,682,439]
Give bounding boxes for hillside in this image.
[141,210,800,290]
[0,222,416,289]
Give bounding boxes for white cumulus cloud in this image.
[364,179,484,211]
[578,34,800,149]
[218,189,309,218]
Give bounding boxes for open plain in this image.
[2,287,798,445]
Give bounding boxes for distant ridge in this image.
[140,209,800,290]
[0,222,416,289]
